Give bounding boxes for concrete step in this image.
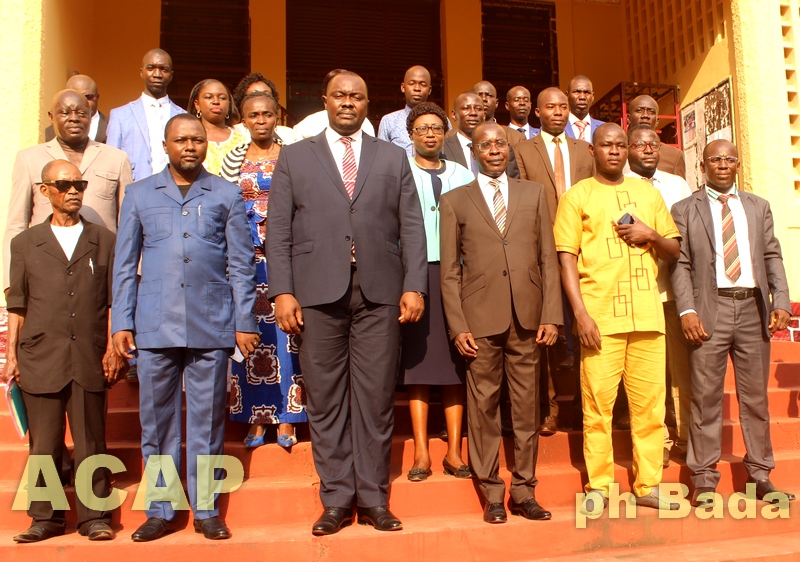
[1,501,798,562]
[724,361,800,390]
[724,386,800,419]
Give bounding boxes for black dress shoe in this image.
[509,498,551,520]
[13,524,63,543]
[194,516,231,540]
[131,517,174,542]
[691,487,716,507]
[357,505,403,531]
[85,521,115,541]
[312,506,353,536]
[483,502,507,524]
[751,479,797,503]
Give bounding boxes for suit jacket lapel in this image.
[131,99,151,150]
[310,132,351,202]
[504,179,522,233]
[44,139,67,161]
[741,192,758,262]
[465,180,503,238]
[35,220,69,265]
[533,136,556,186]
[96,113,109,143]
[352,135,377,202]
[445,135,468,167]
[67,221,98,267]
[694,189,716,250]
[79,141,101,172]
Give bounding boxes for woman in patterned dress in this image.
[220,90,307,448]
[188,79,247,175]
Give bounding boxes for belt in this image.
[717,287,756,299]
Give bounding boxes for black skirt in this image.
[400,263,466,386]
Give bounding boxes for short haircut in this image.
[406,102,450,134]
[453,90,481,111]
[233,72,280,110]
[627,124,660,140]
[322,69,348,91]
[164,113,204,138]
[239,90,279,115]
[41,159,78,183]
[187,79,240,126]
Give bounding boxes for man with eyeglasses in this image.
[565,75,604,143]
[626,95,686,179]
[45,75,108,143]
[440,122,562,524]
[377,65,432,156]
[555,123,681,513]
[4,159,124,543]
[625,125,693,469]
[4,89,132,292]
[505,86,540,140]
[670,139,794,508]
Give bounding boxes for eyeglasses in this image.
[84,94,99,101]
[705,156,739,165]
[42,180,88,193]
[472,140,509,153]
[629,140,661,151]
[412,124,445,136]
[633,107,657,115]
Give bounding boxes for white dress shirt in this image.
[89,111,100,142]
[508,122,533,140]
[568,113,593,142]
[294,110,375,140]
[325,127,363,179]
[625,168,692,301]
[708,185,756,289]
[538,130,572,190]
[477,172,509,217]
[456,131,477,176]
[141,92,172,174]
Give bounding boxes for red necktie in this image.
[575,120,588,141]
[717,194,741,282]
[340,137,357,198]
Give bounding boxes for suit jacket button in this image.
[350,208,355,213]
[182,210,189,216]
[67,270,73,275]
[431,206,436,211]
[184,257,190,263]
[503,240,509,245]
[69,312,76,318]
[68,291,74,296]
[184,232,189,238]
[70,335,76,340]
[345,236,351,241]
[181,283,185,288]
[502,270,507,276]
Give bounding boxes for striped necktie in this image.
[340,136,357,198]
[490,179,506,233]
[575,120,588,141]
[717,194,741,282]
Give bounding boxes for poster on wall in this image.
[680,78,735,191]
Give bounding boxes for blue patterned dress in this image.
[229,158,307,425]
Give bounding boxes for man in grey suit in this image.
[442,91,520,178]
[112,114,259,542]
[267,71,427,535]
[670,139,794,507]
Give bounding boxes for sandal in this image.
[407,467,432,482]
[442,457,473,478]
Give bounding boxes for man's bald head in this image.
[452,91,485,137]
[703,139,737,160]
[142,48,172,68]
[50,89,89,114]
[701,139,739,192]
[41,160,81,183]
[65,74,99,115]
[471,122,509,178]
[537,87,568,108]
[473,81,499,120]
[627,95,659,128]
[401,65,431,108]
[535,88,569,135]
[141,49,174,99]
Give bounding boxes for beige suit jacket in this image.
[658,144,686,179]
[4,138,132,287]
[439,178,563,339]
[515,135,594,225]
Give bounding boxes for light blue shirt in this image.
[378,106,413,157]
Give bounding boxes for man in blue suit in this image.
[111,114,259,542]
[107,49,185,181]
[564,75,605,143]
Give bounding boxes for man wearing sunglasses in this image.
[45,75,108,144]
[670,139,794,508]
[4,160,124,543]
[4,89,132,293]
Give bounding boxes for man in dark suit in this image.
[670,139,795,507]
[564,75,605,143]
[505,86,540,139]
[4,160,124,543]
[112,115,260,542]
[473,81,526,147]
[515,87,594,432]
[440,123,562,523]
[442,91,520,178]
[627,95,686,179]
[267,71,427,535]
[45,75,108,143]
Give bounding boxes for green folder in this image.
[4,379,28,439]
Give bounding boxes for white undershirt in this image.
[89,111,100,141]
[51,221,84,260]
[141,92,172,174]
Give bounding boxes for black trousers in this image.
[298,268,401,508]
[22,380,111,533]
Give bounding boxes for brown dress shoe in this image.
[751,479,796,503]
[85,521,115,541]
[483,502,507,524]
[539,416,558,436]
[13,524,63,543]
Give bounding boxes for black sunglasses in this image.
[42,180,89,193]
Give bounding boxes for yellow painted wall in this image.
[251,0,287,102]
[441,0,483,110]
